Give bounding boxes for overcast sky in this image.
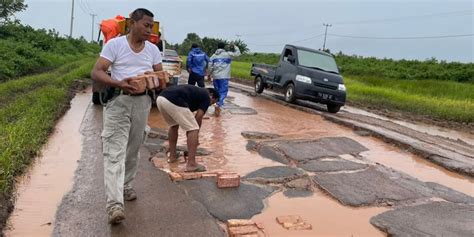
[15,0,474,62]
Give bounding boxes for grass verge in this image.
[0,56,96,195]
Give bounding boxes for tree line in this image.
[166,33,249,56]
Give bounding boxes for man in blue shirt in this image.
[186,43,209,87]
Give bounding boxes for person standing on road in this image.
[91,8,163,225]
[156,85,219,172]
[208,42,240,116]
[187,43,209,87]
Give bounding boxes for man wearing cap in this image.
[91,8,162,224]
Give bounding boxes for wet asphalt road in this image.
[47,73,474,236]
[52,104,224,237]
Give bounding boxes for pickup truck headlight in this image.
[338,84,346,91]
[295,75,312,84]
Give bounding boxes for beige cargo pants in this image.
[101,94,151,211]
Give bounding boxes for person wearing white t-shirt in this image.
[91,8,162,225]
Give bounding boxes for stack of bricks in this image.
[226,219,262,237]
[168,171,217,182]
[167,170,241,189]
[127,70,170,93]
[276,215,312,230]
[168,172,202,182]
[217,172,240,188]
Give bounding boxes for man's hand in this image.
[118,78,138,94]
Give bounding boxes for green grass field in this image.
[345,76,474,122]
[228,60,473,123]
[0,57,96,193]
[183,55,473,123]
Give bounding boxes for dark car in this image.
[251,45,346,113]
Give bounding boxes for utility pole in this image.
[69,0,75,38]
[322,23,332,51]
[90,13,97,42]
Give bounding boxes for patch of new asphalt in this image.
[243,166,306,183]
[177,179,276,221]
[370,202,474,237]
[251,137,368,164]
[229,82,474,177]
[52,104,224,237]
[298,158,368,172]
[312,165,474,207]
[223,102,258,115]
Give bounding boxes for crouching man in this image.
[156,85,219,172]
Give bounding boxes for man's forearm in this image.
[91,69,120,87]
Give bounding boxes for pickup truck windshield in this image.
[297,50,339,73]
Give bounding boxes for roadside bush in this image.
[0,22,100,82]
[335,54,473,83]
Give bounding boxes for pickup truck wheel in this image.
[327,104,341,113]
[254,77,264,94]
[284,83,296,103]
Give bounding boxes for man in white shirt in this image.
[91,8,163,225]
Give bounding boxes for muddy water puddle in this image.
[149,90,473,236]
[5,91,90,237]
[253,192,386,237]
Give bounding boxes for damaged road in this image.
[7,73,474,236]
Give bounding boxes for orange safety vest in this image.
[100,15,161,44]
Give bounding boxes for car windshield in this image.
[297,50,339,73]
[165,50,178,57]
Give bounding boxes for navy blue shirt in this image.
[159,85,210,112]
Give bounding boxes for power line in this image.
[83,0,95,14]
[245,32,472,49]
[328,33,474,40]
[238,9,473,37]
[246,34,325,46]
[332,10,473,25]
[78,0,90,14]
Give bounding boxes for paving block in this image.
[227,219,255,227]
[276,215,312,230]
[217,174,240,188]
[286,223,312,231]
[276,215,302,225]
[168,172,183,182]
[180,172,202,180]
[228,225,259,237]
[202,172,218,178]
[217,171,236,177]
